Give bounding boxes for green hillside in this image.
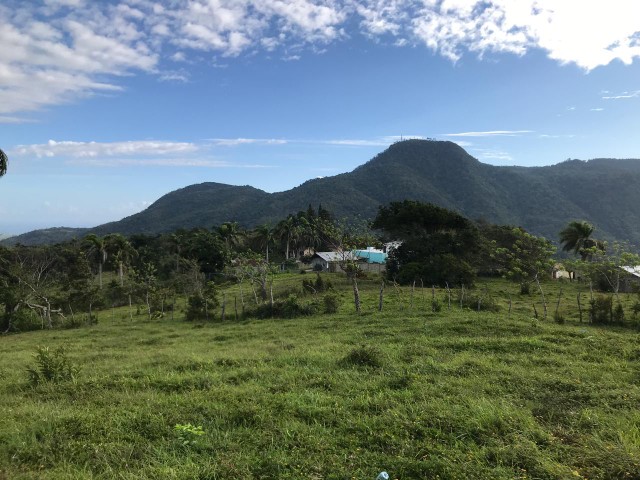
[5,140,640,245]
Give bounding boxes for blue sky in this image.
[2,0,640,235]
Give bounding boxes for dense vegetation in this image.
[6,140,640,246]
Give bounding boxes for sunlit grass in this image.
[1,274,639,479]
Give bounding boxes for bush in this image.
[590,295,613,324]
[613,302,625,324]
[324,292,340,314]
[457,291,500,312]
[247,295,321,319]
[3,309,42,333]
[185,282,219,321]
[27,346,80,387]
[302,274,333,295]
[431,298,442,312]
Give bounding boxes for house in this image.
[310,248,388,273]
[310,251,357,272]
[354,247,388,273]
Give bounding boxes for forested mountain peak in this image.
[5,140,640,246]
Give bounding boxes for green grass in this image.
[1,275,640,479]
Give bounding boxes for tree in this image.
[0,148,7,177]
[105,234,136,286]
[373,200,481,286]
[494,227,555,318]
[254,224,275,263]
[559,220,603,261]
[275,216,296,260]
[217,222,245,250]
[82,234,108,289]
[570,242,640,302]
[0,246,66,329]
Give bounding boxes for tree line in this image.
[1,199,639,333]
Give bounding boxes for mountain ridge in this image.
[4,140,640,246]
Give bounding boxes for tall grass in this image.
[0,275,639,479]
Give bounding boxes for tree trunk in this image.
[577,292,582,323]
[378,281,384,312]
[352,276,361,313]
[119,261,124,287]
[534,275,547,320]
[221,293,226,321]
[98,262,103,289]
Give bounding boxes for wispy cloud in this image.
[12,140,198,158]
[443,130,533,137]
[602,90,640,100]
[65,158,273,168]
[209,138,288,146]
[473,148,513,162]
[590,107,605,111]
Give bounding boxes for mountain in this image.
[5,140,640,246]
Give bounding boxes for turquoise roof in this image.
[354,250,387,264]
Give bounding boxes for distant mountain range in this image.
[5,140,640,246]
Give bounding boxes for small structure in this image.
[621,265,640,292]
[310,251,357,272]
[310,248,388,273]
[552,263,573,280]
[354,247,388,273]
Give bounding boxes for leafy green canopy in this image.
[373,200,481,286]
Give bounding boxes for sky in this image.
[1,0,640,235]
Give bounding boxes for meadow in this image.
[1,274,640,479]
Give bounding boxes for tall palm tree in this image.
[0,148,7,177]
[217,222,245,250]
[82,234,108,288]
[275,215,296,259]
[254,224,275,263]
[559,220,601,260]
[106,234,136,286]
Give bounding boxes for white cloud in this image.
[590,108,604,112]
[209,138,288,146]
[602,90,640,100]
[3,1,640,118]
[12,140,198,158]
[443,130,533,137]
[473,148,513,162]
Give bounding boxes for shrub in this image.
[457,291,500,312]
[174,423,205,447]
[27,346,80,387]
[431,298,442,313]
[632,301,640,319]
[590,295,613,324]
[323,292,340,313]
[185,282,219,321]
[247,295,320,319]
[613,302,625,324]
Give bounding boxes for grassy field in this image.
[1,275,640,479]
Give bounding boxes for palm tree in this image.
[0,148,7,177]
[82,234,108,288]
[105,234,136,286]
[254,224,275,263]
[217,222,245,250]
[275,216,296,260]
[559,220,602,261]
